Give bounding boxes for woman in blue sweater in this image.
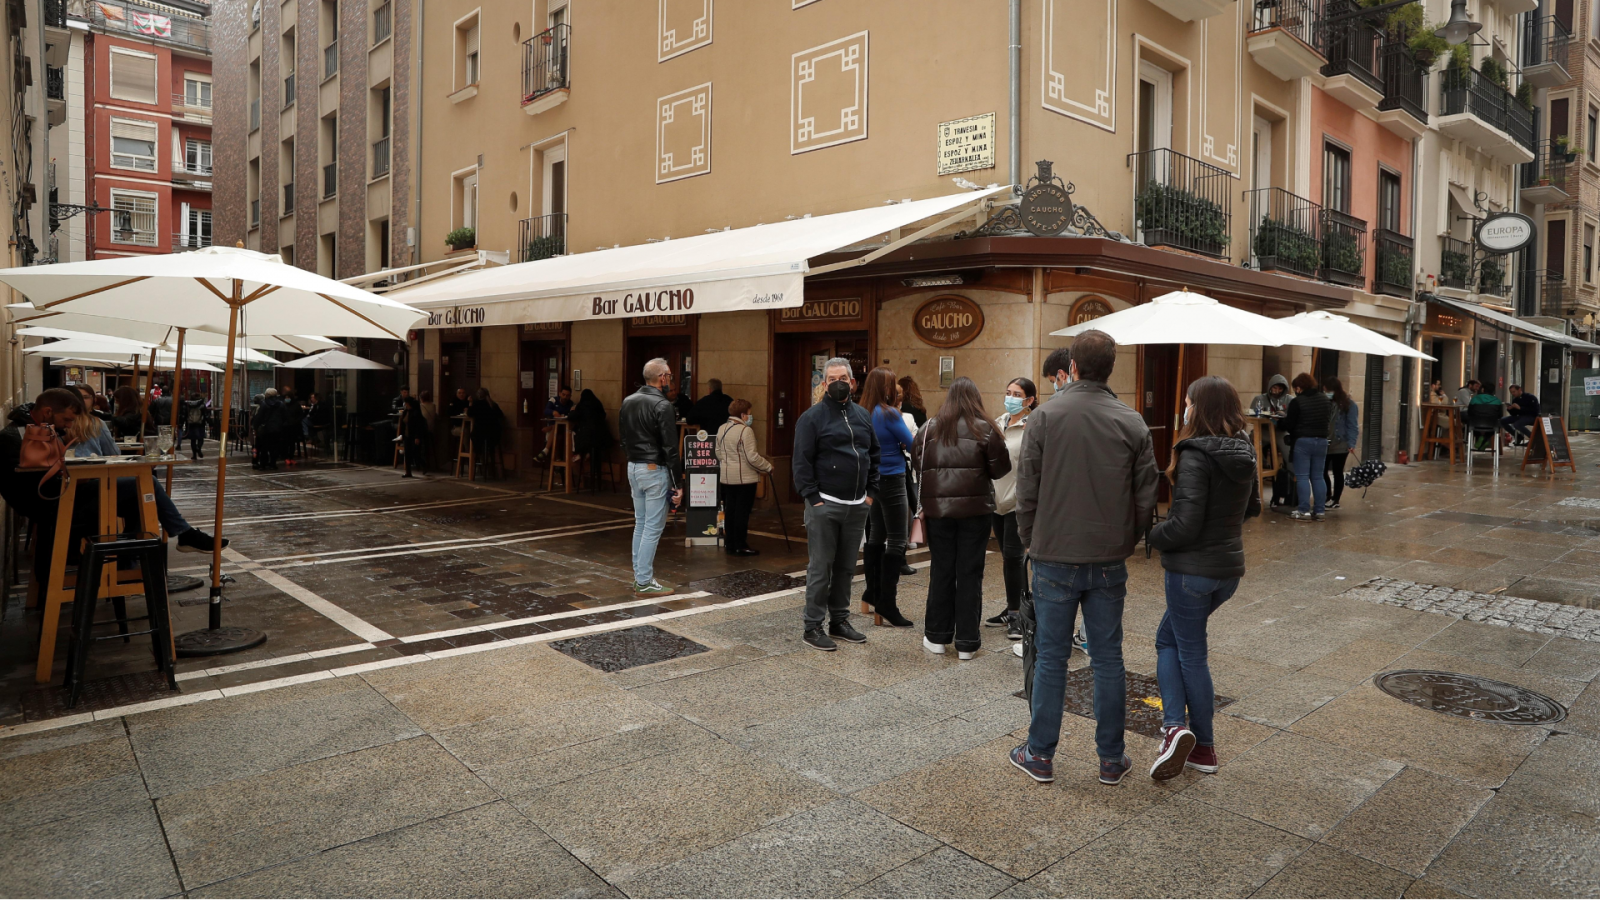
[860,367,916,627]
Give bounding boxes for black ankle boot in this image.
[874,550,914,627]
[861,543,884,610]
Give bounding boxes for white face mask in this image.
[1183,406,1193,425]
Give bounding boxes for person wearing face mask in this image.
[715,398,772,557]
[1041,346,1074,395]
[986,377,1037,640]
[793,358,880,651]
[859,367,916,627]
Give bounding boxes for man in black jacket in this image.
[792,357,878,651]
[620,358,684,594]
[688,379,732,431]
[1500,384,1540,446]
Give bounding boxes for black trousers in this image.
[1324,450,1348,504]
[722,481,757,550]
[186,423,205,459]
[924,514,990,651]
[991,511,1025,612]
[863,474,910,614]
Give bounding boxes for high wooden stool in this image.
[454,417,475,479]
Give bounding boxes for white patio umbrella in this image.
[7,310,340,354]
[275,350,394,463]
[1052,289,1299,346]
[23,335,279,365]
[48,356,222,372]
[0,246,425,656]
[1276,311,1435,360]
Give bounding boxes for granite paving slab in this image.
[1254,844,1414,899]
[0,798,180,898]
[1425,793,1600,898]
[1322,766,1493,877]
[630,654,871,733]
[846,846,1017,899]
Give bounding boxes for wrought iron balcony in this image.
[45,66,63,101]
[1246,187,1322,278]
[322,163,337,199]
[1540,270,1572,317]
[372,2,391,44]
[1478,254,1511,297]
[1128,147,1232,258]
[44,0,66,29]
[1440,235,1472,290]
[1521,15,1571,88]
[1377,40,1426,124]
[1373,228,1414,297]
[522,23,571,106]
[1321,8,1383,96]
[1321,209,1367,288]
[1251,0,1324,53]
[519,213,567,262]
[1439,66,1535,157]
[1522,138,1571,204]
[324,42,339,79]
[173,232,213,252]
[372,137,390,178]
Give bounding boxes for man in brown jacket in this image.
[1009,329,1158,787]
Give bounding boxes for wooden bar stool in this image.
[545,420,574,493]
[1419,404,1459,465]
[454,416,475,479]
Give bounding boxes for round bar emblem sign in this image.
[1477,212,1535,253]
[914,295,984,348]
[1020,182,1072,236]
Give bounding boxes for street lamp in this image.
[1434,0,1481,45]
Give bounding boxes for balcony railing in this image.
[322,163,337,199]
[522,23,571,104]
[1321,209,1368,288]
[372,136,390,178]
[1246,187,1322,278]
[44,0,66,28]
[1322,4,1383,94]
[1541,270,1571,317]
[283,183,294,214]
[89,1,210,51]
[1522,15,1571,74]
[1373,228,1414,297]
[1523,138,1570,190]
[173,232,213,252]
[1129,147,1232,258]
[1440,66,1535,152]
[173,92,213,112]
[1377,39,1426,123]
[249,98,261,132]
[283,72,295,108]
[372,2,391,44]
[1250,0,1324,53]
[1440,235,1472,289]
[324,42,339,79]
[1479,254,1511,297]
[250,199,260,228]
[518,213,567,262]
[45,66,63,101]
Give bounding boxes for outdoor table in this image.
[1243,415,1282,500]
[28,456,182,683]
[1419,403,1460,466]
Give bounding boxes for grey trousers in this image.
[802,500,870,629]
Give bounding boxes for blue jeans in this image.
[1028,560,1128,762]
[628,463,672,585]
[1155,571,1238,747]
[1291,436,1328,515]
[116,478,190,536]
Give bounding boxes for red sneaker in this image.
[1185,744,1219,774]
[1149,726,1195,781]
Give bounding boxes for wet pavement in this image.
[2,435,1600,897]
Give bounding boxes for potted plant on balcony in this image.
[1323,229,1364,285]
[1555,134,1579,162]
[1479,256,1505,293]
[1134,180,1230,257]
[1254,217,1321,277]
[1440,248,1472,286]
[1407,27,1448,68]
[524,233,562,262]
[1377,243,1413,292]
[1516,81,1533,109]
[445,226,476,251]
[1479,56,1508,88]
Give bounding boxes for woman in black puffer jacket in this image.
[1145,376,1261,782]
[911,377,1011,660]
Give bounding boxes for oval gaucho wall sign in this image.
[1068,295,1113,327]
[914,295,985,348]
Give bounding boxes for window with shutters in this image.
[455,11,481,90]
[109,48,158,104]
[184,138,212,175]
[110,190,158,246]
[187,209,213,248]
[184,76,212,109]
[110,119,159,171]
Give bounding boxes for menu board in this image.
[683,433,721,543]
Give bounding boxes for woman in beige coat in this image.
[716,398,773,556]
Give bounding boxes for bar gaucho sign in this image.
[914,295,984,348]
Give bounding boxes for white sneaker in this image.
[957,650,976,661]
[1012,642,1024,658]
[922,637,946,655]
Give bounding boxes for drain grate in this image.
[686,569,803,600]
[551,624,709,673]
[1376,670,1566,725]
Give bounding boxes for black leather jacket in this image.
[619,384,680,487]
[1149,435,1261,579]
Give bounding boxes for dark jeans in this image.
[1155,571,1238,747]
[1291,436,1328,515]
[1324,450,1348,504]
[722,482,757,551]
[1501,414,1536,439]
[904,471,919,538]
[923,515,989,651]
[1028,560,1128,761]
[863,474,909,613]
[802,500,869,629]
[186,423,205,459]
[991,511,1024,612]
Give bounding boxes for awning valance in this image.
[394,188,1010,328]
[1429,294,1600,352]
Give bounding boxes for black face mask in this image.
[826,380,851,404]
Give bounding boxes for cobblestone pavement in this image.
[3,437,1600,897]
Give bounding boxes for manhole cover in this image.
[1376,670,1566,724]
[551,624,709,673]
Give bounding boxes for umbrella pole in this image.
[166,327,185,492]
[174,284,266,656]
[142,346,156,433]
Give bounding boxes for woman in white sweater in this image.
[715,398,773,557]
[985,377,1037,639]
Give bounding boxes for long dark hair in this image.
[1322,375,1352,412]
[897,375,924,411]
[927,377,989,446]
[1177,376,1246,442]
[860,367,898,415]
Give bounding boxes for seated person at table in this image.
[390,387,411,414]
[109,386,149,440]
[1468,385,1502,450]
[535,387,574,464]
[688,379,733,431]
[469,388,506,478]
[1426,380,1449,404]
[1249,375,1290,418]
[64,385,225,553]
[569,388,613,471]
[1456,379,1481,408]
[1500,384,1540,446]
[445,388,470,442]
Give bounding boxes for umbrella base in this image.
[168,575,205,593]
[175,626,267,657]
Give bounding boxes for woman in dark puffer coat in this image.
[1146,376,1261,782]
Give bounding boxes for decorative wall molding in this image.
[1041,0,1115,132]
[1197,4,1242,173]
[657,82,712,183]
[790,31,868,155]
[792,0,822,7]
[658,0,711,62]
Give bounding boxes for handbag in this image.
[1018,558,1038,701]
[20,422,73,500]
[908,426,929,544]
